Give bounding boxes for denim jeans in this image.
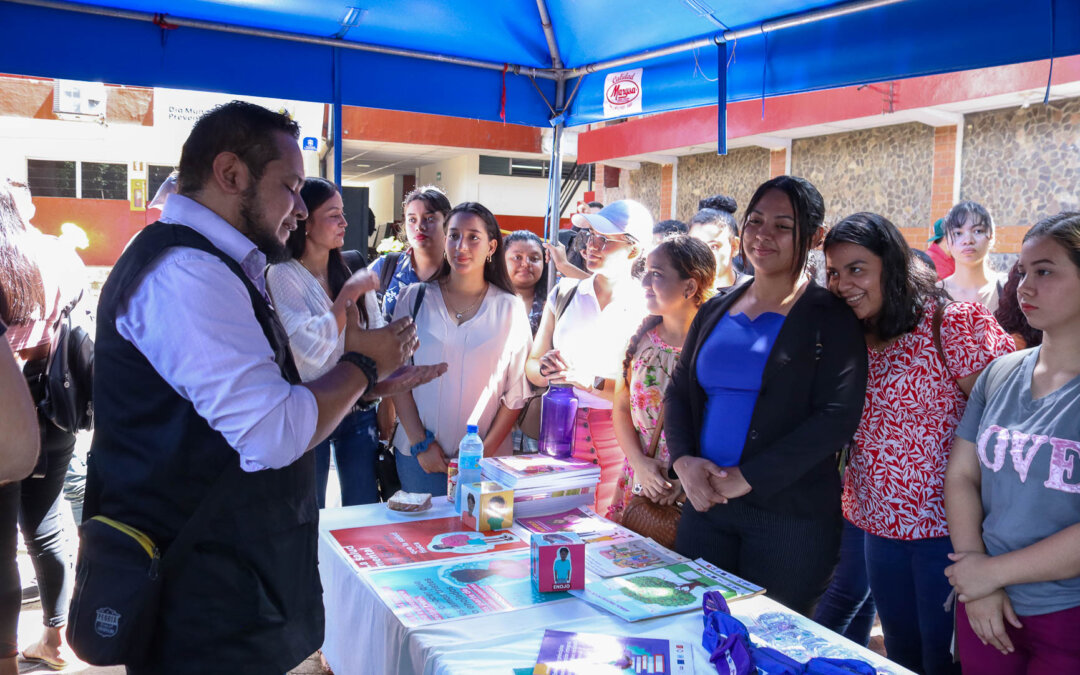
[314,407,380,508]
[865,532,960,675]
[394,447,449,497]
[813,518,876,646]
[0,420,76,656]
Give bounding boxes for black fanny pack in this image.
[67,462,239,666]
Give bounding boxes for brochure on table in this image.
[515,507,638,544]
[362,550,572,627]
[532,629,694,674]
[571,559,764,622]
[584,537,690,578]
[330,516,527,569]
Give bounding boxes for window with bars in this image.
[27,159,77,198]
[81,162,127,200]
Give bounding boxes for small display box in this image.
[460,481,514,532]
[531,532,585,592]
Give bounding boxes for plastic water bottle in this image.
[455,424,484,513]
[538,384,578,459]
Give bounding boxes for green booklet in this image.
[570,559,764,622]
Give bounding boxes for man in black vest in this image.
[80,101,442,673]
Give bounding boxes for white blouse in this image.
[391,282,533,457]
[267,259,384,382]
[548,275,647,410]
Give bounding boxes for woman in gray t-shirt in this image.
[944,212,1080,673]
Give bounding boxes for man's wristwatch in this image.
[339,351,378,396]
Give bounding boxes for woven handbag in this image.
[618,405,683,550]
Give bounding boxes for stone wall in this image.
[628,163,663,222]
[791,122,934,231]
[961,96,1080,232]
[675,147,771,222]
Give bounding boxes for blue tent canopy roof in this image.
[1,0,1077,128]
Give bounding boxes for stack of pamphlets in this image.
[532,629,694,674]
[481,455,600,518]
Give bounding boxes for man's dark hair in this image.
[177,100,300,195]
[653,219,688,237]
[824,212,948,342]
[698,194,737,214]
[690,207,739,238]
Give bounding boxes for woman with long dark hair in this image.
[823,212,1012,674]
[0,179,88,671]
[370,186,451,318]
[665,176,867,617]
[608,235,715,522]
[503,230,548,336]
[267,177,383,507]
[940,201,1006,312]
[391,202,532,494]
[945,212,1080,673]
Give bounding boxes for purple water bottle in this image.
[538,384,579,458]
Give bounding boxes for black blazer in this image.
[665,276,868,517]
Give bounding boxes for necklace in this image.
[442,280,487,321]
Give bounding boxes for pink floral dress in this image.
[607,329,681,521]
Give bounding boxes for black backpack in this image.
[41,291,94,433]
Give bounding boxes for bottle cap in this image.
[466,424,479,434]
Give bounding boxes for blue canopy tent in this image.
[2,0,1078,243]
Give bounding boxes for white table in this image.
[318,500,911,675]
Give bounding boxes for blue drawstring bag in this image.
[702,591,754,675]
[701,590,881,675]
[803,658,878,675]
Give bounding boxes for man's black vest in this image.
[85,222,323,673]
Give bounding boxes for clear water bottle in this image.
[539,384,578,459]
[455,424,484,513]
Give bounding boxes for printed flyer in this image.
[515,507,637,544]
[363,551,571,627]
[330,517,527,569]
[584,537,690,578]
[570,559,764,622]
[533,629,694,674]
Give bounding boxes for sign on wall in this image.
[152,88,324,146]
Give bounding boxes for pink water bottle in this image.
[538,384,578,458]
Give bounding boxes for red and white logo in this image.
[606,73,640,106]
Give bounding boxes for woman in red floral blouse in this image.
[824,213,1013,675]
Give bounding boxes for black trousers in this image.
[0,418,76,656]
[675,499,841,617]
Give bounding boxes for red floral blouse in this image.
[843,300,1014,540]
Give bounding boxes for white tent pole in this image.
[8,0,560,80]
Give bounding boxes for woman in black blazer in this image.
[665,176,868,616]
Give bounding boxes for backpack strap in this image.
[378,252,402,293]
[932,300,956,383]
[341,249,365,275]
[553,280,580,321]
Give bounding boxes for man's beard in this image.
[240,185,291,264]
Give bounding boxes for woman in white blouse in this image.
[391,202,533,495]
[267,177,383,507]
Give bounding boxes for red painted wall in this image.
[31,197,150,266]
[495,214,570,237]
[342,106,541,153]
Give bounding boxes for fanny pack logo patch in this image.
[95,607,121,638]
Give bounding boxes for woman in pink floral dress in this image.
[608,236,716,521]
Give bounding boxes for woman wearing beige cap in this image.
[526,200,651,514]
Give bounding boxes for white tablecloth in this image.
[318,500,911,675]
